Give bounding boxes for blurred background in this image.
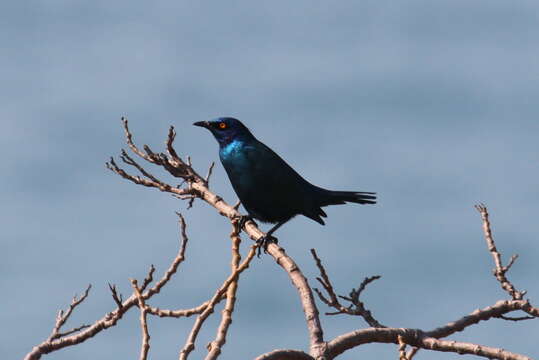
[2,1,538,359]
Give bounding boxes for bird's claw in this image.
[256,234,278,257]
[234,215,252,232]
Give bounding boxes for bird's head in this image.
[193,117,255,146]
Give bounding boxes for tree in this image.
[24,118,538,360]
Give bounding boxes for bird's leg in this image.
[234,215,253,233]
[238,215,253,229]
[256,220,287,257]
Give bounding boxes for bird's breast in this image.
[220,140,245,162]
[220,140,260,189]
[219,140,252,174]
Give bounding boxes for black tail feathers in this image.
[319,190,377,206]
[304,188,376,225]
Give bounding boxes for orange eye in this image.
[219,122,227,129]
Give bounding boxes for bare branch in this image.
[121,116,162,164]
[119,119,205,194]
[140,265,156,292]
[205,222,243,360]
[166,126,182,163]
[107,154,192,197]
[352,275,381,298]
[265,244,326,358]
[144,212,189,299]
[205,161,215,186]
[131,279,150,360]
[398,338,420,360]
[187,196,196,209]
[328,327,532,360]
[147,302,209,318]
[324,201,539,360]
[106,157,174,193]
[47,284,92,342]
[475,204,525,299]
[256,297,539,360]
[317,298,539,359]
[54,324,91,339]
[316,205,539,360]
[406,346,420,360]
[120,149,162,184]
[311,249,384,328]
[427,299,538,338]
[311,248,339,306]
[505,254,519,272]
[108,283,123,309]
[179,245,257,360]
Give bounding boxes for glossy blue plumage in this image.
[194,117,376,238]
[220,139,243,159]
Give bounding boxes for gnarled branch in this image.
[475,204,525,300]
[328,327,532,360]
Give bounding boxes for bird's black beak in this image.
[193,121,209,129]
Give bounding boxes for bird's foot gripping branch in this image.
[24,118,538,360]
[255,233,278,257]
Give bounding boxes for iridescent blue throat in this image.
[220,139,243,159]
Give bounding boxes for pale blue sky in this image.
[2,1,538,359]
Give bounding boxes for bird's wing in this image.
[245,141,313,192]
[237,141,320,220]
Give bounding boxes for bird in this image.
[194,117,376,253]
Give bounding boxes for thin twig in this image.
[121,117,161,164]
[397,337,419,360]
[166,126,183,163]
[205,162,215,186]
[205,222,243,360]
[131,279,150,360]
[120,149,162,184]
[406,346,420,360]
[144,213,189,299]
[427,299,538,338]
[475,204,525,300]
[140,265,156,292]
[107,156,189,196]
[108,283,123,309]
[54,324,91,339]
[147,302,209,318]
[311,249,384,328]
[46,285,92,342]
